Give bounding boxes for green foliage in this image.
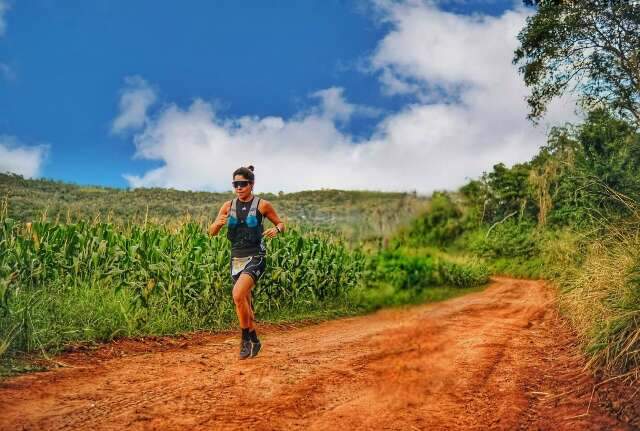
[450,110,640,231]
[0,216,363,358]
[483,163,537,223]
[437,259,490,288]
[468,220,539,260]
[515,0,640,124]
[366,249,489,291]
[367,250,439,290]
[394,192,464,247]
[533,109,640,226]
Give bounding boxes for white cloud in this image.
[310,87,381,122]
[111,76,157,134]
[123,95,363,191]
[0,136,48,178]
[122,2,578,193]
[0,0,9,36]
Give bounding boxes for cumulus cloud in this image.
[123,93,365,191]
[122,2,578,193]
[112,76,157,134]
[311,87,381,122]
[0,136,48,178]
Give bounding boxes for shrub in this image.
[393,192,464,247]
[437,259,490,288]
[367,250,439,290]
[469,220,539,259]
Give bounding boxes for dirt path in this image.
[0,278,631,430]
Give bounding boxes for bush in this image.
[437,259,490,288]
[367,250,439,290]
[469,220,539,259]
[393,192,464,247]
[366,249,489,290]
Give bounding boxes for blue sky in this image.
[0,0,576,193]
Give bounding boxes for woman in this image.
[208,165,285,359]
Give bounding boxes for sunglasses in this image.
[232,180,252,189]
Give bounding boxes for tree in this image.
[483,163,536,223]
[514,1,640,124]
[530,109,640,226]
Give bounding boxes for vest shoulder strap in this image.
[249,196,260,217]
[229,198,238,218]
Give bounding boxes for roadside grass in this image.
[0,279,485,378]
[350,282,485,312]
[551,228,640,378]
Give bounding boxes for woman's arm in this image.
[208,201,231,236]
[259,200,284,238]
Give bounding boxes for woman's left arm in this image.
[260,200,285,238]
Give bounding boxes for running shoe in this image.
[239,339,252,360]
[250,340,261,358]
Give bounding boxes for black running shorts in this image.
[230,255,266,284]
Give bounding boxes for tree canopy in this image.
[515,0,640,125]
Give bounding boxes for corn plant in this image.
[0,213,363,358]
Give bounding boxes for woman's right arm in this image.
[208,201,231,236]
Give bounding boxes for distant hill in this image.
[0,173,428,243]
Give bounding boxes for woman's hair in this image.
[233,165,255,181]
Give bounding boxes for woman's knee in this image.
[232,285,245,305]
[232,274,254,305]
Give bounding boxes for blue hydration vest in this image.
[227,196,265,257]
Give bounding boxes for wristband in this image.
[275,225,282,233]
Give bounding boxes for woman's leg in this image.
[248,291,256,330]
[232,273,255,329]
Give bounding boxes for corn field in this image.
[0,208,364,358]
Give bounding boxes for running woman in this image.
[208,165,285,359]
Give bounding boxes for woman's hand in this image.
[208,203,230,236]
[262,227,279,238]
[215,212,228,229]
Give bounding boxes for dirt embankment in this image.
[0,278,633,430]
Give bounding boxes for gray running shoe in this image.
[250,340,261,358]
[239,339,252,360]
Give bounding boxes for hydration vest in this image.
[227,196,265,257]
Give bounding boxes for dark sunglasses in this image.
[232,180,252,189]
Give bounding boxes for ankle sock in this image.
[249,330,259,343]
[241,328,250,341]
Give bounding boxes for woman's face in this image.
[233,174,254,199]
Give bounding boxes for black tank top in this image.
[227,197,266,257]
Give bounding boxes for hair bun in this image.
[247,165,255,172]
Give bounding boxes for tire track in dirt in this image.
[0,278,631,430]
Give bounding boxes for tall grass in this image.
[549,225,640,379]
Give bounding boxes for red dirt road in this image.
[0,278,630,430]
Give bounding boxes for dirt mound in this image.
[0,278,631,430]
